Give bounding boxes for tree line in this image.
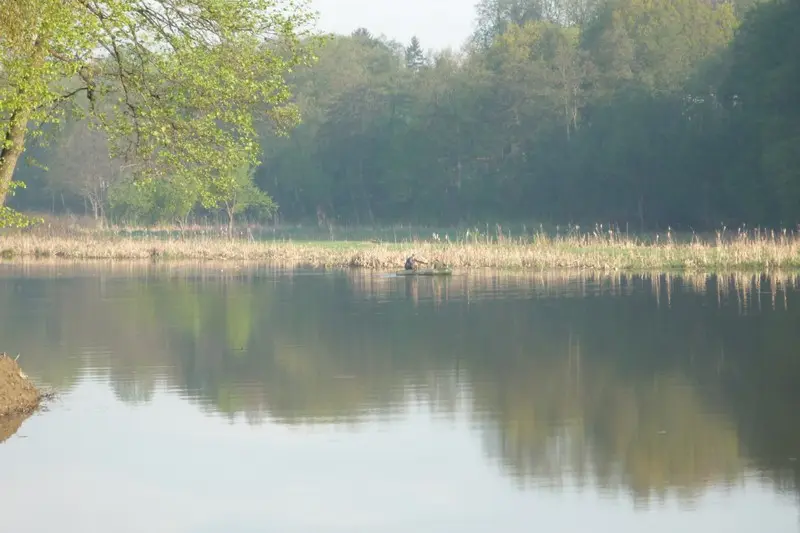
[7,0,799,231]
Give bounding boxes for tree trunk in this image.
[176,216,186,239]
[0,33,44,207]
[88,191,100,220]
[0,108,32,206]
[226,202,235,239]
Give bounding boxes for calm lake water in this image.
[1,263,799,532]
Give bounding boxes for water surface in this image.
[1,263,799,532]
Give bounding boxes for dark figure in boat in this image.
[404,254,428,271]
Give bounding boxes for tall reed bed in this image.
[2,223,800,271]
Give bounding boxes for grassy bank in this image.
[3,225,800,271]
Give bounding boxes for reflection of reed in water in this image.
[344,269,800,313]
[0,260,294,283]
[4,261,798,313]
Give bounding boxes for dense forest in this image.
[7,0,799,231]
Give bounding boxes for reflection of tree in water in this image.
[111,377,156,405]
[465,273,800,506]
[1,267,800,505]
[714,299,800,497]
[475,355,742,505]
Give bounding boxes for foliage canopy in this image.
[0,0,319,217]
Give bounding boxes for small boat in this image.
[395,268,453,277]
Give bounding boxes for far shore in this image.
[3,226,800,272]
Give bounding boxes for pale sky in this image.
[308,0,479,52]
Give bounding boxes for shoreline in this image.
[0,354,50,422]
[2,232,800,272]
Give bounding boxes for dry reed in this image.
[3,225,800,271]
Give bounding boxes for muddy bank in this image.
[0,353,43,418]
[0,414,27,444]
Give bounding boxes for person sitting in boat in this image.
[404,254,428,271]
